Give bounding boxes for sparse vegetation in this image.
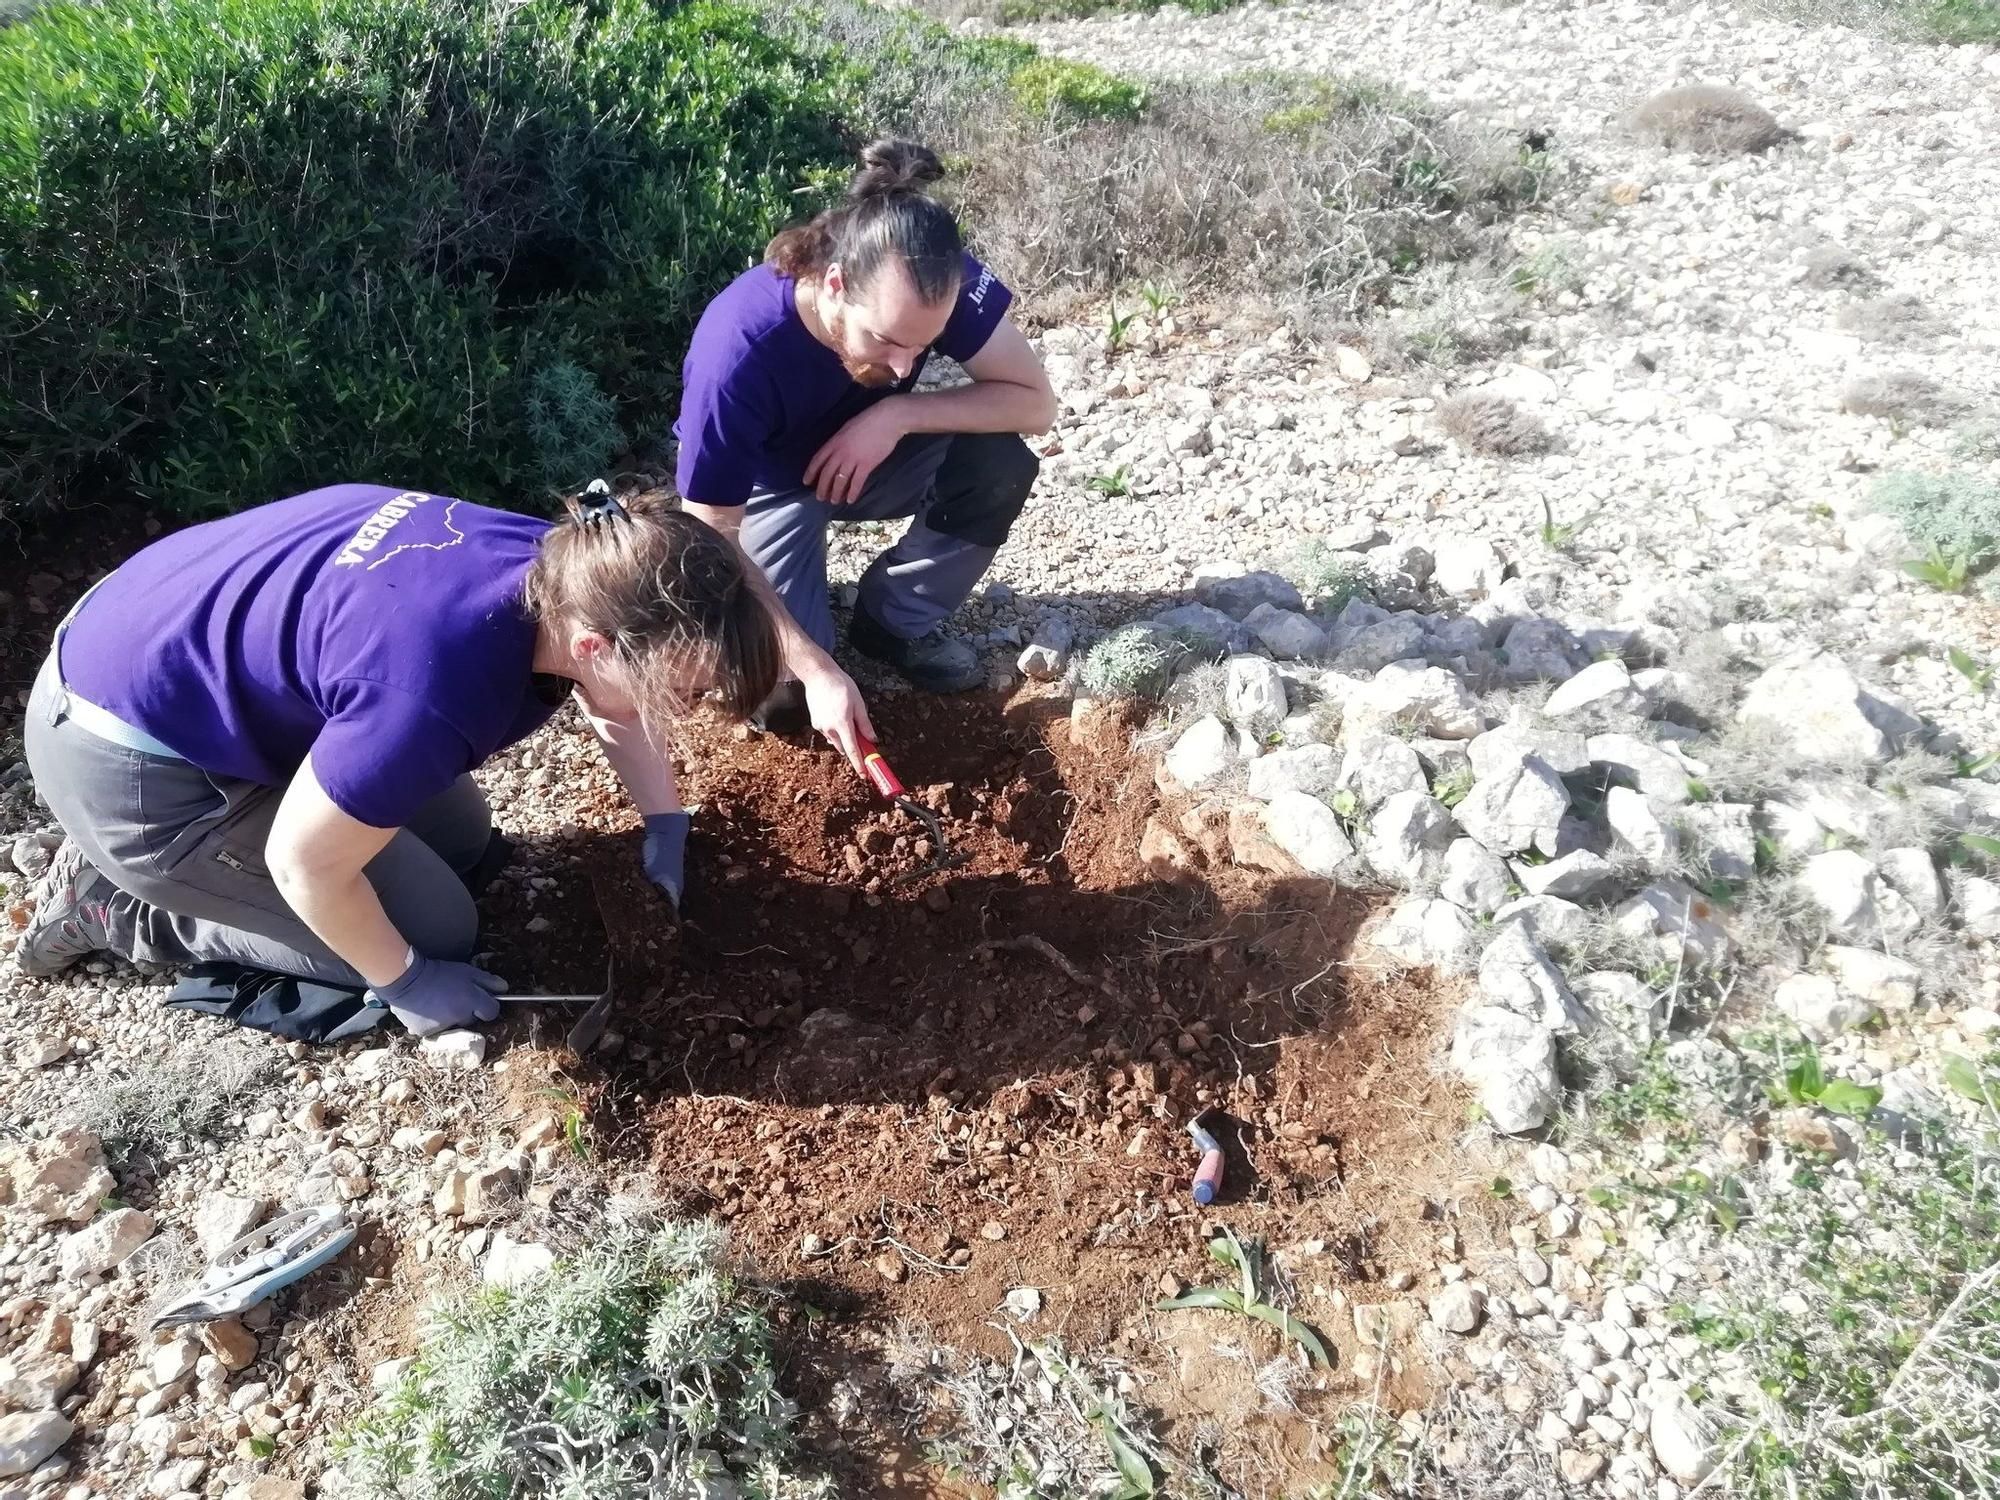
[1658,1033,2000,1500]
[760,4,1547,331]
[1625,84,1792,155]
[1086,465,1134,499]
[1835,293,1942,344]
[1437,390,1553,457]
[338,1217,830,1499]
[1840,371,1969,426]
[1156,1227,1332,1367]
[1538,496,1595,551]
[72,1036,282,1165]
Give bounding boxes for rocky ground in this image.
[4,1,2000,1497]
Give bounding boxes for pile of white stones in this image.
[1072,544,1999,1137]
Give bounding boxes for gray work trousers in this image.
[24,653,487,986]
[740,430,1039,654]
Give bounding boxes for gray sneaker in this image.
[848,602,983,694]
[18,839,115,978]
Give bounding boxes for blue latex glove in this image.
[642,810,691,912]
[371,954,505,1037]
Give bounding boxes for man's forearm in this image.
[882,382,1055,438]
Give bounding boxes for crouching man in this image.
[674,138,1056,730]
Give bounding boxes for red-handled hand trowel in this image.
[855,734,965,883]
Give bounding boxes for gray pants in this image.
[740,430,1040,654]
[25,654,487,986]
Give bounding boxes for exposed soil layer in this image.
[482,689,1483,1495]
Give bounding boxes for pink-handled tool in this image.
[1188,1113,1226,1206]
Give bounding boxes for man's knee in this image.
[929,433,1040,548]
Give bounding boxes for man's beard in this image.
[844,357,898,388]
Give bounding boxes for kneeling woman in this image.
[17,483,776,1036]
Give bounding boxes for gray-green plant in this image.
[1076,625,1188,701]
[1284,538,1374,611]
[1156,1227,1331,1366]
[337,1218,830,1499]
[525,362,625,497]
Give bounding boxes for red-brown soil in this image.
[482,689,1484,1496]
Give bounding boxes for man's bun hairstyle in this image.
[767,138,961,304]
[848,138,945,199]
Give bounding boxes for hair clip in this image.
[575,479,629,530]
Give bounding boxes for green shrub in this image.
[1871,469,2000,564]
[0,0,850,517]
[1006,56,1146,122]
[526,362,626,499]
[338,1218,829,1499]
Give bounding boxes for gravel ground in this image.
[839,0,2000,752]
[5,4,2000,1496]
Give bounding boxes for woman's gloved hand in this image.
[372,953,506,1036]
[641,810,691,913]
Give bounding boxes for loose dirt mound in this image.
[486,689,1486,1494]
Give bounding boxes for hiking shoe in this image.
[848,602,983,694]
[17,838,115,978]
[750,678,809,735]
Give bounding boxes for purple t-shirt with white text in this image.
[60,486,560,829]
[674,251,1013,505]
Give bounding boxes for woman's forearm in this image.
[270,863,412,989]
[584,708,683,817]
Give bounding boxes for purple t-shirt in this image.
[674,251,1013,505]
[60,486,561,829]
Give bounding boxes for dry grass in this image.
[1835,293,1943,345]
[1841,372,1972,425]
[751,0,1548,327]
[1625,84,1793,155]
[1801,244,1880,290]
[1436,390,1553,456]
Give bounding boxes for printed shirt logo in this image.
[332,492,467,570]
[965,264,996,310]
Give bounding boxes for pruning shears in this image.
[152,1206,357,1328]
[855,734,965,883]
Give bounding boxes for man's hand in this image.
[802,662,876,773]
[804,401,907,505]
[641,810,691,912]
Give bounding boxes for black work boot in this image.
[847,600,983,694]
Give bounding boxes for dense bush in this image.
[0,0,851,516]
